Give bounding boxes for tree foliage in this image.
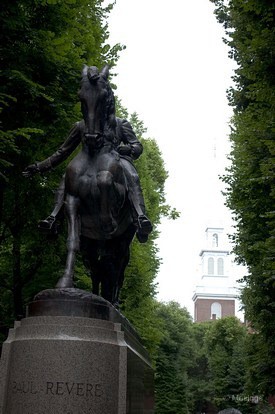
[184,318,250,414]
[210,0,275,396]
[0,0,122,325]
[187,322,213,413]
[154,302,194,414]
[204,317,247,412]
[153,311,268,414]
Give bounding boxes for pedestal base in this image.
[0,289,154,414]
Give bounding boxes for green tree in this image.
[204,317,248,412]
[0,0,122,323]
[187,322,213,414]
[210,0,275,396]
[154,302,194,414]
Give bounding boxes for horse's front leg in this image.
[97,170,117,233]
[96,166,126,234]
[56,194,80,288]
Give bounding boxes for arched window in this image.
[212,233,218,247]
[211,302,222,319]
[217,258,224,275]
[208,257,214,275]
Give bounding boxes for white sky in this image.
[107,0,241,316]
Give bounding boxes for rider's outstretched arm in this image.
[23,122,82,176]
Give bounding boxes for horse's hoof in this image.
[56,277,73,288]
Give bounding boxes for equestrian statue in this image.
[23,65,152,307]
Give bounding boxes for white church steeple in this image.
[193,227,238,322]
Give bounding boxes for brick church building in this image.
[192,226,240,323]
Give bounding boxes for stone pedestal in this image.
[0,289,154,414]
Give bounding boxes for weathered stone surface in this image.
[0,290,154,414]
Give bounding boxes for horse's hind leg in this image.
[100,255,117,304]
[56,194,80,288]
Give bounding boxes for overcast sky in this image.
[107,0,241,316]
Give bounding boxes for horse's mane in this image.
[104,79,117,135]
[80,65,117,140]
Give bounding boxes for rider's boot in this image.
[38,177,65,234]
[136,213,153,243]
[128,187,152,243]
[119,159,152,243]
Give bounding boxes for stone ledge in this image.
[27,288,150,363]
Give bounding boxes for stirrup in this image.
[38,216,59,233]
[137,215,152,234]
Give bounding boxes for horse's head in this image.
[78,65,116,150]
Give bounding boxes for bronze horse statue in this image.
[24,65,152,306]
